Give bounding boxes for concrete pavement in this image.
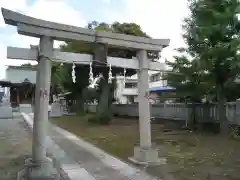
[23,113,160,180]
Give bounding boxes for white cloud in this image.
[9,0,87,48]
[0,0,190,79]
[0,0,28,27]
[25,0,86,27]
[0,0,87,78]
[104,0,190,62]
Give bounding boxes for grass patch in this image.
[51,115,139,159]
[51,114,240,180]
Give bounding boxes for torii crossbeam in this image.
[2,7,169,179]
[7,47,166,71]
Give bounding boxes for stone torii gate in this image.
[2,8,169,180]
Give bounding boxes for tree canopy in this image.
[165,0,240,131]
[166,52,209,103]
[167,0,240,100]
[51,21,154,122]
[57,21,153,95]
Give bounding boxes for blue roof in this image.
[150,86,176,92]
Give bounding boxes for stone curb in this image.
[21,112,96,180]
[53,124,160,180]
[22,112,160,180]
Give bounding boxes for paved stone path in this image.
[25,113,161,180]
[0,113,68,180]
[0,113,31,180]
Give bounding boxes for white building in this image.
[0,66,37,106]
[115,71,171,104]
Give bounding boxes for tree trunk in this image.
[188,103,198,130]
[217,89,228,134]
[76,94,85,114]
[96,81,110,118]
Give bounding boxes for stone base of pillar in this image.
[17,157,60,180]
[129,146,166,166]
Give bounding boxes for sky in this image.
[0,0,189,79]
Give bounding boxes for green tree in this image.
[165,51,210,129]
[50,63,69,95]
[183,0,240,132]
[166,54,209,103]
[58,21,152,123]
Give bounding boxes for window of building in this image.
[125,82,137,88]
[150,73,162,82]
[126,95,137,104]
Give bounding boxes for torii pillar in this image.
[16,37,57,180]
[2,8,169,179]
[30,36,58,180]
[129,50,166,165]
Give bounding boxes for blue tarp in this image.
[150,86,175,92]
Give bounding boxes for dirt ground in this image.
[51,115,240,180]
[0,117,32,180]
[151,126,240,180]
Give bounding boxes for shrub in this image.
[87,112,112,125]
[98,113,112,125]
[87,115,99,124]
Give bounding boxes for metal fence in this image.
[87,102,239,124]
